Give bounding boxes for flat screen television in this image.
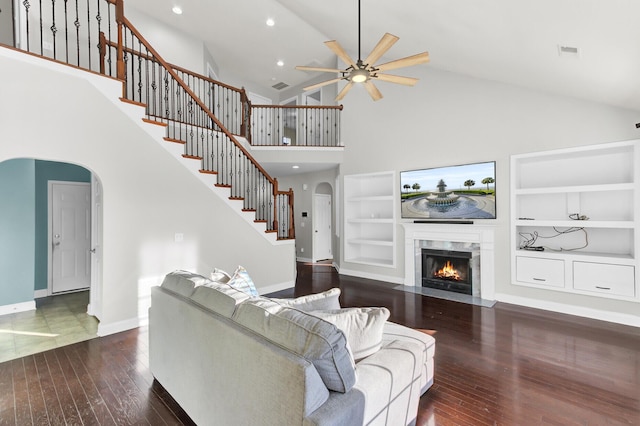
[400,161,496,220]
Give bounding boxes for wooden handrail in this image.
[252,104,344,110]
[103,37,244,94]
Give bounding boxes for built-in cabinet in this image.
[344,171,396,267]
[511,140,639,302]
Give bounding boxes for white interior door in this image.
[313,194,332,261]
[50,182,91,294]
[88,175,102,318]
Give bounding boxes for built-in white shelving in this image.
[510,140,639,302]
[344,171,396,267]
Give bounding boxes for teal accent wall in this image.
[34,160,91,291]
[0,159,36,305]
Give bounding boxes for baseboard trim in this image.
[34,289,48,299]
[0,301,36,316]
[97,317,141,337]
[259,280,295,295]
[495,293,640,328]
[296,257,313,263]
[338,268,404,285]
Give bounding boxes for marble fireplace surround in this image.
[402,223,496,301]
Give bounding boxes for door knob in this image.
[54,241,60,246]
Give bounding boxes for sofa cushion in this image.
[311,307,390,361]
[270,288,341,312]
[161,270,212,297]
[227,265,259,296]
[232,298,356,393]
[189,282,251,318]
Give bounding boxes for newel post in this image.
[272,178,279,234]
[288,188,295,239]
[240,87,252,143]
[115,0,125,80]
[98,31,107,75]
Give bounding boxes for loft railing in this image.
[9,0,294,239]
[250,105,343,147]
[13,0,115,72]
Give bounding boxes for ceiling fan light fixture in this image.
[350,68,369,83]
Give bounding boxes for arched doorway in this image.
[0,158,103,362]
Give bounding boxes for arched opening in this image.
[0,158,102,362]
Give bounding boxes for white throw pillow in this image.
[227,265,259,296]
[270,288,341,311]
[311,307,390,361]
[210,268,231,284]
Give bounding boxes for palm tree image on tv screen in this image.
[400,161,496,219]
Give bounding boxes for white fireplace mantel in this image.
[402,223,496,300]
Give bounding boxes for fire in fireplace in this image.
[422,249,472,295]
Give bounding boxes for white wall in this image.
[125,6,207,75]
[338,66,640,320]
[0,49,295,334]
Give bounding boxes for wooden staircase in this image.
[8,0,294,241]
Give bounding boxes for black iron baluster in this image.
[136,38,142,102]
[106,0,111,75]
[51,0,57,59]
[63,0,68,63]
[38,0,43,54]
[85,0,91,67]
[74,0,79,65]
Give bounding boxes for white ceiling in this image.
[129,0,640,112]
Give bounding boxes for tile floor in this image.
[0,291,98,363]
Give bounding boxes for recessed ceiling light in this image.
[266,18,275,27]
[277,60,284,67]
[292,165,299,169]
[172,5,183,15]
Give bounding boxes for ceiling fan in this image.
[295,0,430,101]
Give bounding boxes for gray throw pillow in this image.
[232,298,356,393]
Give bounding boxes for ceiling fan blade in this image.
[303,78,343,92]
[363,33,399,67]
[374,52,430,72]
[325,40,357,68]
[335,81,355,101]
[295,66,344,73]
[373,73,419,86]
[364,81,383,101]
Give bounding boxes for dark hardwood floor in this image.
[1,262,638,425]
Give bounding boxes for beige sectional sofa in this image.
[149,270,435,426]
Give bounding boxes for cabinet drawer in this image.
[573,262,635,297]
[516,256,565,287]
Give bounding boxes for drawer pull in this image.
[533,278,546,282]
[595,286,611,290]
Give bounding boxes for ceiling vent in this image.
[558,45,579,57]
[272,82,289,90]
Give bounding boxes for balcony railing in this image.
[250,105,343,147]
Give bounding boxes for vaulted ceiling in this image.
[130,0,640,111]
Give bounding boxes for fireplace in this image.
[402,223,495,302]
[422,249,473,295]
